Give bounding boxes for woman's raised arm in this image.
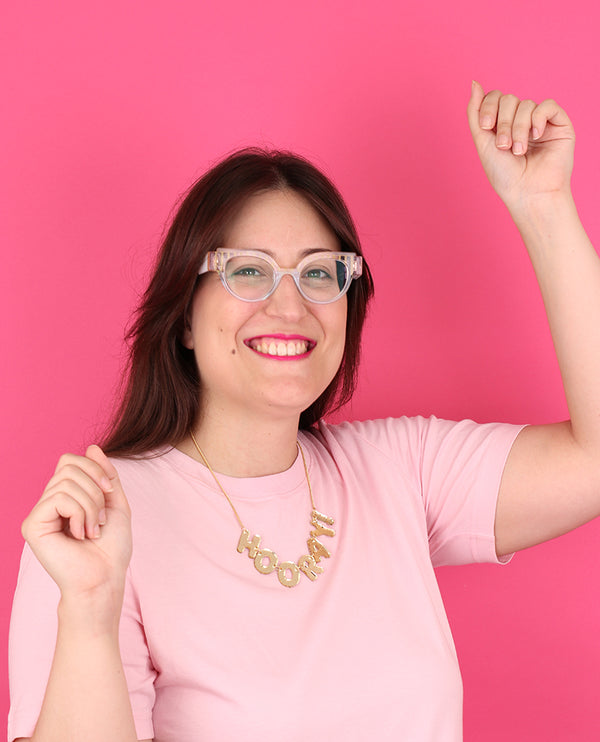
[15,446,141,742]
[467,82,600,556]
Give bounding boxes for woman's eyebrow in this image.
[248,247,335,259]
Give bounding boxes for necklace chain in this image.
[189,431,336,588]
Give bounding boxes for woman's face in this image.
[183,189,347,423]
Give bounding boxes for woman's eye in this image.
[230,264,267,278]
[304,267,333,281]
[235,267,261,276]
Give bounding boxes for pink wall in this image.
[2,1,599,738]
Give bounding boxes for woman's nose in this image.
[264,274,308,319]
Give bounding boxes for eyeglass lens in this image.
[224,255,349,302]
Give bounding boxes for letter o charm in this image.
[254,548,278,574]
[277,561,301,588]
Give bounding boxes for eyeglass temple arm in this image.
[351,255,363,278]
[197,252,219,275]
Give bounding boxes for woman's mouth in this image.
[245,335,316,358]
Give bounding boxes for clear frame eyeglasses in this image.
[198,249,363,304]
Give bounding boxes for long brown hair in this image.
[102,148,374,457]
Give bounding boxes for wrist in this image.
[507,188,576,228]
[58,583,125,637]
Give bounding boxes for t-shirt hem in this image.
[7,710,154,742]
[471,422,526,564]
[132,714,155,740]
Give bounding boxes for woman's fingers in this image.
[44,462,106,509]
[469,82,575,206]
[41,453,110,539]
[477,90,525,152]
[85,444,131,517]
[477,88,502,130]
[24,445,128,546]
[531,98,570,140]
[39,480,105,539]
[23,490,91,542]
[53,450,113,494]
[495,94,521,151]
[509,99,537,155]
[473,86,571,155]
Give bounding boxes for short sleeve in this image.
[317,416,525,568]
[8,544,157,742]
[415,417,525,566]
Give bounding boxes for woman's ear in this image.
[180,290,197,349]
[181,322,194,349]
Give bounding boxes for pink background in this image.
[2,1,599,738]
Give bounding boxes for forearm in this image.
[511,191,600,448]
[30,592,138,742]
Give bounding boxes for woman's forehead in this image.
[222,189,339,254]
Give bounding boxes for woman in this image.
[8,82,600,741]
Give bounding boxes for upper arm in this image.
[495,421,600,557]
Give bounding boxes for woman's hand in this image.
[467,81,575,214]
[21,445,132,601]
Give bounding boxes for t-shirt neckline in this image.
[153,435,312,500]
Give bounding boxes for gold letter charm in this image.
[277,561,301,588]
[297,554,324,581]
[310,522,335,539]
[237,529,262,558]
[310,510,336,539]
[306,537,331,563]
[254,548,278,574]
[311,509,335,526]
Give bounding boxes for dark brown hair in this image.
[102,148,374,457]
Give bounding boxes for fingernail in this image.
[532,127,540,140]
[497,135,510,148]
[513,142,523,155]
[101,477,113,492]
[99,509,107,525]
[481,116,493,129]
[93,525,101,539]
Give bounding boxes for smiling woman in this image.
[180,189,351,450]
[8,84,600,742]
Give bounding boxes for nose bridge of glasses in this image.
[272,268,303,296]
[261,271,309,317]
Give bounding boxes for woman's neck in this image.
[178,408,302,477]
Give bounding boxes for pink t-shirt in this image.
[9,416,523,742]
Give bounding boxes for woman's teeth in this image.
[249,338,311,356]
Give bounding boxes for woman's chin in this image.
[248,381,328,419]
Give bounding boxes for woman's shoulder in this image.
[108,445,173,474]
[306,415,439,447]
[108,446,195,503]
[303,415,524,462]
[299,416,434,469]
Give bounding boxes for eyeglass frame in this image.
[197,248,363,304]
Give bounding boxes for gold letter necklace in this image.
[190,432,336,588]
